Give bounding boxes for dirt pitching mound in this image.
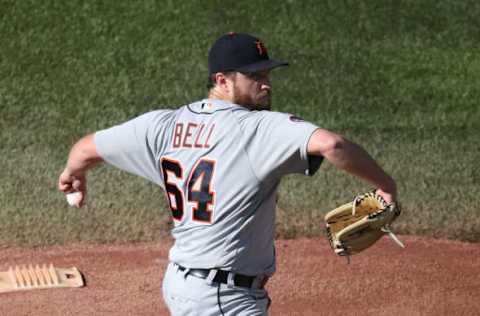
[0,236,478,315]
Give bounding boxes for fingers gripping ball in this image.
[324,191,403,259]
[66,192,82,207]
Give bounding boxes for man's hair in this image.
[206,71,236,90]
[206,74,216,90]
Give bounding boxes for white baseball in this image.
[66,192,82,206]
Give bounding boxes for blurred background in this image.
[1,0,479,246]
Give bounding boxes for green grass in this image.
[1,0,479,246]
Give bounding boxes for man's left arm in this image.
[307,128,397,203]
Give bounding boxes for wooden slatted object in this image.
[0,263,84,293]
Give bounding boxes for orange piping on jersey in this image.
[204,124,215,148]
[183,122,197,148]
[188,158,217,224]
[159,156,185,222]
[194,124,206,148]
[172,123,184,148]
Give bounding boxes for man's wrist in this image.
[378,176,397,194]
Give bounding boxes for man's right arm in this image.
[58,133,104,207]
[307,128,397,203]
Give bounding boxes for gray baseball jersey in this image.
[95,99,322,276]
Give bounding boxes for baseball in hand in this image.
[66,192,82,207]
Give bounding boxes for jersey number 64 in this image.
[160,157,216,224]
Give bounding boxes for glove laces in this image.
[382,224,405,248]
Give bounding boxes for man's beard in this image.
[233,85,271,111]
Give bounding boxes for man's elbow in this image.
[325,134,347,152]
[307,129,347,157]
[72,134,103,164]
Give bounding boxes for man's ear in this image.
[215,72,234,93]
[214,73,227,86]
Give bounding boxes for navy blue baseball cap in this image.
[208,32,288,75]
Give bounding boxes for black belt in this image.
[176,264,267,289]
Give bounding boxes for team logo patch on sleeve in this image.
[289,115,305,122]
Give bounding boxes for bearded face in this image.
[231,71,272,110]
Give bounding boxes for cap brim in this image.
[236,59,289,73]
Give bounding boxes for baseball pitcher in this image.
[58,33,398,315]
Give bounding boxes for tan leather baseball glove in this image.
[324,191,404,261]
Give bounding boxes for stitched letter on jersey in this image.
[172,122,215,149]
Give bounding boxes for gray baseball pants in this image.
[162,262,270,315]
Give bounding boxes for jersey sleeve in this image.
[94,110,173,186]
[240,111,323,181]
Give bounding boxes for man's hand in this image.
[58,134,103,208]
[324,191,403,259]
[58,169,87,208]
[375,187,397,205]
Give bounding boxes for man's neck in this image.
[207,88,232,103]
